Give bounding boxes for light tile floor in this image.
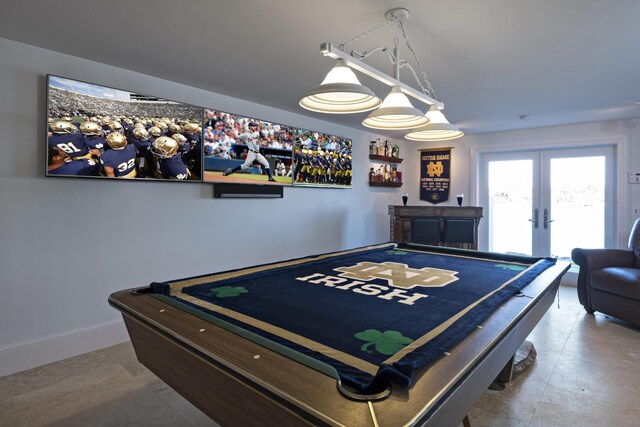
[2,285,640,427]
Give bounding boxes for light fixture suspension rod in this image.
[352,46,387,61]
[320,42,444,109]
[393,45,400,80]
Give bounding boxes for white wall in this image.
[0,38,409,376]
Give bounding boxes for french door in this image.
[478,146,615,260]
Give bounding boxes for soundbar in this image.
[213,183,283,199]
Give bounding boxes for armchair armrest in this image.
[571,248,635,272]
[571,248,636,310]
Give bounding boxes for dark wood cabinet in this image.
[388,205,483,250]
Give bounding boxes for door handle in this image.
[543,208,554,229]
[528,208,539,229]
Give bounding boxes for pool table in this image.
[109,244,569,426]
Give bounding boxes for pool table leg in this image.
[495,354,515,383]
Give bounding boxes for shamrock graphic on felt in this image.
[207,286,248,298]
[494,263,527,271]
[355,329,413,356]
[386,250,408,255]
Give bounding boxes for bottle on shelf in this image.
[393,143,400,158]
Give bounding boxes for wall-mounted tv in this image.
[46,75,203,182]
[291,128,353,188]
[202,109,294,186]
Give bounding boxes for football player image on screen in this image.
[127,126,153,177]
[47,146,100,176]
[181,136,202,180]
[128,126,151,153]
[152,136,189,180]
[171,133,190,156]
[223,123,276,182]
[171,133,200,180]
[48,120,95,160]
[182,122,201,146]
[100,132,137,178]
[79,121,107,153]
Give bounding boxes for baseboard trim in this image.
[0,320,130,377]
[560,271,577,287]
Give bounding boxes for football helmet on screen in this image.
[169,123,181,134]
[170,133,188,146]
[80,121,103,136]
[133,127,150,141]
[155,121,168,132]
[148,126,162,137]
[50,120,79,134]
[108,120,123,132]
[182,123,198,134]
[106,132,127,150]
[151,136,178,158]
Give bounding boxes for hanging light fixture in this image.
[298,8,462,140]
[362,86,429,129]
[405,105,464,141]
[299,59,382,114]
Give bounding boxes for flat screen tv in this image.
[46,75,203,182]
[291,128,353,188]
[202,109,294,186]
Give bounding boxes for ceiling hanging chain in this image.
[338,17,392,51]
[337,10,438,101]
[398,20,437,101]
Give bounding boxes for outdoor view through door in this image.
[480,146,615,262]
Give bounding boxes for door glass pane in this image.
[488,160,533,255]
[550,156,605,260]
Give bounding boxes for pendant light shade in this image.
[404,105,464,141]
[299,59,382,114]
[362,87,430,130]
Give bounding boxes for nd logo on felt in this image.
[335,262,459,289]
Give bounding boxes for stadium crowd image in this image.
[47,77,202,181]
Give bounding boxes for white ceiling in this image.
[2,0,640,136]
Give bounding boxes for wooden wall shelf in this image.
[369,154,403,164]
[369,181,402,187]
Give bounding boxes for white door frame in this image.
[471,136,628,249]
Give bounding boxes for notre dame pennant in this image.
[420,147,451,204]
